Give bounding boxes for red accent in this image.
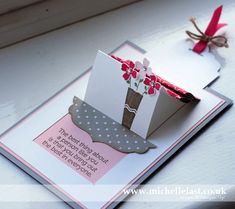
[131,69,137,79]
[123,72,130,81]
[143,77,150,86]
[112,55,124,63]
[126,60,135,69]
[155,83,161,90]
[121,60,138,81]
[120,60,137,81]
[111,55,199,102]
[121,63,129,71]
[144,75,161,95]
[193,5,226,53]
[166,89,181,100]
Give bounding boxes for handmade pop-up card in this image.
[0,5,232,209]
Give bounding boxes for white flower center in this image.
[150,81,155,87]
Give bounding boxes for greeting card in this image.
[83,51,198,152]
[0,5,232,209]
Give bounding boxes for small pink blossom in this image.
[135,58,152,80]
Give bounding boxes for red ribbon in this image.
[192,5,226,53]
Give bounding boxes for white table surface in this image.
[0,0,235,209]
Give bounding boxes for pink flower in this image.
[135,58,152,79]
[121,60,138,81]
[144,75,161,95]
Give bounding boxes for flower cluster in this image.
[121,58,161,95]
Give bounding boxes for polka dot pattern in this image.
[69,97,156,154]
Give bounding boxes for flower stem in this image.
[136,79,143,91]
[143,85,148,95]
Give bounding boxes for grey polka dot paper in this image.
[68,97,156,154]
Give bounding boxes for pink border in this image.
[0,42,145,209]
[0,100,225,209]
[0,143,88,209]
[0,42,227,209]
[101,100,225,208]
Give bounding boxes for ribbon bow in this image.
[186,5,228,54]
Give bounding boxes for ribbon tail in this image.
[205,5,223,36]
[192,40,207,54]
[192,5,224,53]
[216,23,227,31]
